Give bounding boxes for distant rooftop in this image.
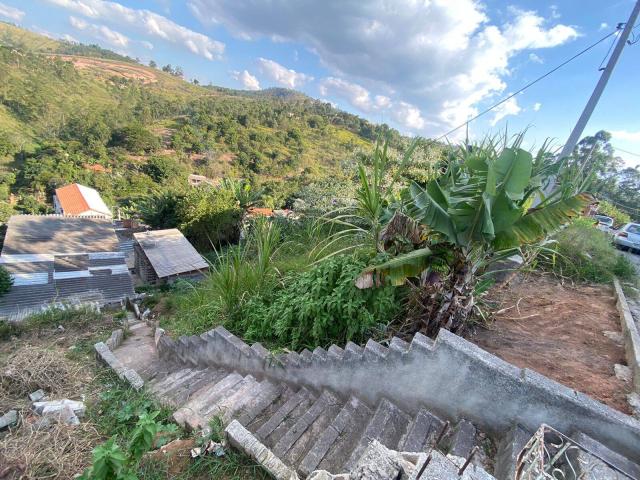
[55,183,112,217]
[2,215,120,255]
[134,228,208,278]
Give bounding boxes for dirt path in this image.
[470,273,632,413]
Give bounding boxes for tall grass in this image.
[538,217,637,283]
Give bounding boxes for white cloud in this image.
[392,101,426,130]
[490,96,522,126]
[533,102,542,111]
[45,0,224,60]
[257,58,313,88]
[0,2,25,22]
[528,53,543,64]
[599,22,609,31]
[319,77,374,111]
[187,0,578,135]
[70,15,129,48]
[141,40,154,50]
[232,70,261,90]
[375,95,391,109]
[611,130,640,142]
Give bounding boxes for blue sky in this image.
[1,0,639,167]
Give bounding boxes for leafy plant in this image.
[359,136,592,336]
[0,265,13,296]
[240,254,401,349]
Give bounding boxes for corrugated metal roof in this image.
[1,215,121,255]
[133,229,208,278]
[55,183,112,216]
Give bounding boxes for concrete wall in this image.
[614,279,640,393]
[156,326,640,463]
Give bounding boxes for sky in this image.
[1,0,639,168]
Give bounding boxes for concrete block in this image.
[614,279,640,394]
[350,440,403,479]
[33,399,85,417]
[29,389,46,402]
[493,424,532,480]
[225,420,300,480]
[0,410,18,430]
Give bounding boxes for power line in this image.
[436,29,621,141]
[614,146,640,158]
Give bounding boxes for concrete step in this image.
[173,372,244,430]
[149,367,196,395]
[301,396,373,476]
[312,347,328,362]
[493,424,532,480]
[443,419,477,459]
[255,387,317,447]
[244,385,296,432]
[400,407,445,452]
[273,390,343,469]
[167,368,229,406]
[327,345,344,361]
[152,368,202,397]
[202,375,264,424]
[388,337,410,357]
[570,431,640,479]
[343,398,411,471]
[235,380,284,427]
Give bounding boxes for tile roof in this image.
[55,183,112,216]
[133,229,208,278]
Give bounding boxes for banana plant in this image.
[358,137,592,336]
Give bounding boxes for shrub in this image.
[239,254,402,349]
[109,124,160,154]
[540,217,637,283]
[0,264,12,296]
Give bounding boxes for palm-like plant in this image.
[358,137,592,337]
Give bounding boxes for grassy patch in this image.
[539,218,638,284]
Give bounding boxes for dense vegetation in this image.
[0,22,406,222]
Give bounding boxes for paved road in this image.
[621,249,640,273]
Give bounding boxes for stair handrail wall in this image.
[155,325,640,463]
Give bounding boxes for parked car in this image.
[593,214,614,233]
[614,223,640,253]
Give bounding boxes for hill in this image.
[0,22,402,218]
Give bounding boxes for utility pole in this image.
[558,0,640,159]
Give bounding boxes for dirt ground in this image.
[470,273,632,414]
[48,55,158,83]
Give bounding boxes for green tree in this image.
[142,156,186,183]
[177,187,242,249]
[109,124,160,154]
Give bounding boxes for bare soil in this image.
[49,55,158,83]
[470,273,632,413]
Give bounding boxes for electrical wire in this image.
[613,146,640,158]
[436,29,621,141]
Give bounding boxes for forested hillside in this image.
[0,22,406,219]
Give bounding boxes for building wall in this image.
[134,243,158,284]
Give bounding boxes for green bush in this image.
[239,254,402,349]
[0,264,12,296]
[541,217,637,283]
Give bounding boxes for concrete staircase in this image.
[109,322,640,479]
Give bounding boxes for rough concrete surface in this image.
[157,326,640,463]
[614,279,640,394]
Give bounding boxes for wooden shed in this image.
[133,229,208,284]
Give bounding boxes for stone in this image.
[350,440,408,480]
[32,399,85,417]
[603,331,624,345]
[0,410,18,430]
[29,389,46,402]
[614,364,632,383]
[627,393,640,418]
[43,404,80,425]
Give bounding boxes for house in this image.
[188,174,216,187]
[133,229,208,284]
[53,183,112,217]
[0,215,135,321]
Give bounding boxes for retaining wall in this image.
[614,278,640,394]
[156,326,640,463]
